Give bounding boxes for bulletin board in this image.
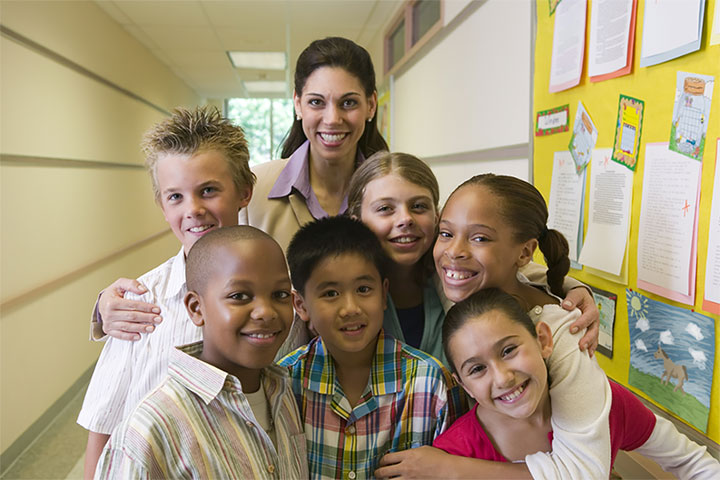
[533,0,720,443]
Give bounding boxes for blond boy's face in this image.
[186,238,293,384]
[156,150,251,254]
[293,253,388,362]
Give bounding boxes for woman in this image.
[239,37,388,251]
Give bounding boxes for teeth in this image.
[445,269,475,280]
[499,383,526,402]
[247,332,275,339]
[341,324,363,332]
[393,236,417,244]
[189,225,212,233]
[320,133,346,143]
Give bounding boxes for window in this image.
[226,98,294,166]
[385,0,443,73]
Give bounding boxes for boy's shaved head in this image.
[186,226,280,294]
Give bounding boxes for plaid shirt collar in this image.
[298,331,404,420]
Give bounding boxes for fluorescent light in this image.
[244,81,287,93]
[228,51,286,70]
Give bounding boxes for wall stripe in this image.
[0,154,145,169]
[0,24,171,117]
[424,143,530,165]
[1,229,172,313]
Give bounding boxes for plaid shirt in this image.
[278,331,466,480]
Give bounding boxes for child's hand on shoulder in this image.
[562,287,599,356]
[99,278,162,340]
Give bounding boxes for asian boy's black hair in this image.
[286,216,389,295]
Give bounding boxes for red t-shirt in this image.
[433,381,656,468]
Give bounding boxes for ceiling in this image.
[94,0,401,100]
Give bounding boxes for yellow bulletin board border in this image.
[533,0,720,444]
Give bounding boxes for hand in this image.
[562,287,599,356]
[375,446,453,479]
[99,278,162,341]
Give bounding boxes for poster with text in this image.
[627,290,715,432]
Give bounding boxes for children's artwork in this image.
[536,105,569,136]
[549,0,562,16]
[590,286,616,358]
[569,102,598,173]
[670,72,714,162]
[627,290,715,433]
[611,94,644,170]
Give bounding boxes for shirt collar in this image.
[267,140,366,217]
[169,342,289,405]
[164,247,188,300]
[300,331,404,397]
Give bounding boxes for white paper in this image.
[637,144,702,296]
[588,0,633,76]
[550,0,587,92]
[640,0,702,58]
[548,151,585,261]
[578,149,633,276]
[704,139,720,304]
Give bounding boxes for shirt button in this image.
[348,471,356,479]
[245,421,254,427]
[345,425,356,435]
[267,464,275,474]
[533,306,543,315]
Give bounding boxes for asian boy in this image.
[278,216,465,479]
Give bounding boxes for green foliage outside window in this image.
[226,98,294,166]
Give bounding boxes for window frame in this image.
[384,0,444,75]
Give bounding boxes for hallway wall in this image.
[0,0,201,462]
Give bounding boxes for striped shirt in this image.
[278,331,465,480]
[79,248,201,434]
[95,342,309,479]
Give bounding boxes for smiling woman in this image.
[239,37,388,252]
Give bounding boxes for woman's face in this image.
[359,173,437,268]
[294,66,376,165]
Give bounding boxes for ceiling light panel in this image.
[228,51,286,70]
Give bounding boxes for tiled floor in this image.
[1,386,87,480]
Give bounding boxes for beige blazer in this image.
[239,158,315,253]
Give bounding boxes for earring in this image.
[367,118,372,123]
[296,114,301,121]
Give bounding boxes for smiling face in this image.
[433,185,535,303]
[185,237,293,387]
[294,66,377,166]
[157,150,251,254]
[449,309,552,421]
[293,253,388,362]
[359,174,437,267]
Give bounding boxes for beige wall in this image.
[0,0,201,456]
